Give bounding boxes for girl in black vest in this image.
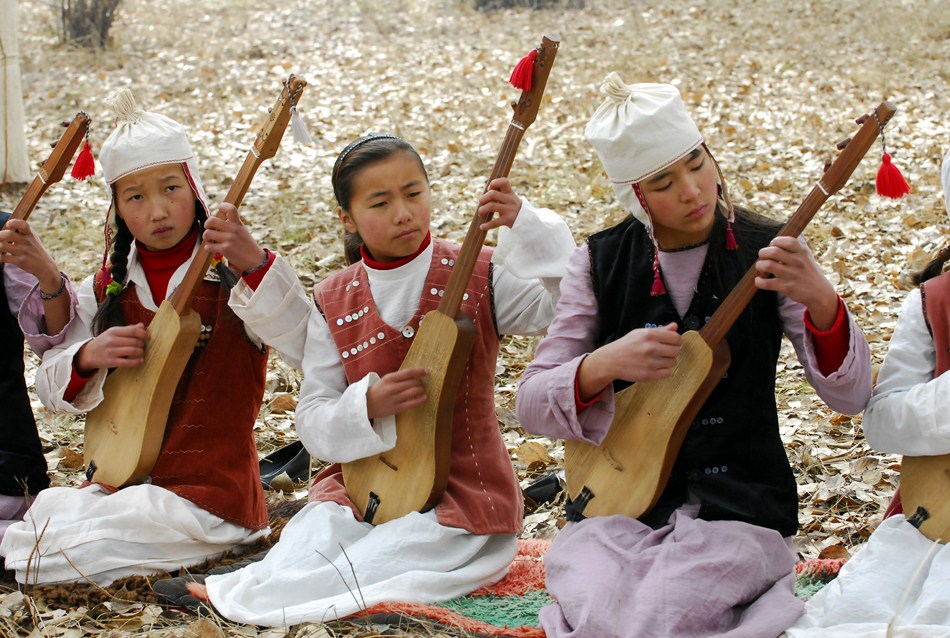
[516,74,873,637]
[0,216,76,541]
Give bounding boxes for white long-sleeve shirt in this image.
[863,287,950,455]
[230,199,575,464]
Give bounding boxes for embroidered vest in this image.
[311,240,523,534]
[0,218,51,496]
[587,210,799,536]
[105,277,268,529]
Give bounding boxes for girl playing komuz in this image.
[164,133,575,625]
[0,89,306,585]
[0,217,77,541]
[785,149,950,637]
[515,74,873,637]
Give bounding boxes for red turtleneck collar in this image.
[135,225,199,303]
[360,231,432,271]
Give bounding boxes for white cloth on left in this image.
[0,484,266,585]
[784,516,950,638]
[205,501,516,627]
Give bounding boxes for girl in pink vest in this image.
[1,89,306,586]
[786,150,950,635]
[166,133,575,626]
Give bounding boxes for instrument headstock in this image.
[821,101,896,196]
[253,74,308,162]
[510,36,559,130]
[41,112,91,187]
[10,111,91,223]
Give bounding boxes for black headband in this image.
[334,133,403,168]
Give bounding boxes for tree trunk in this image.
[0,0,31,184]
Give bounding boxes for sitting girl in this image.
[160,133,575,626]
[0,217,77,541]
[0,90,304,585]
[785,148,950,637]
[515,74,873,637]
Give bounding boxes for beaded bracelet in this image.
[242,249,270,277]
[39,272,67,301]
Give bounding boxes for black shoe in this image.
[259,440,310,489]
[523,472,563,505]
[153,574,213,614]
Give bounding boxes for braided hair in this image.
[92,196,207,335]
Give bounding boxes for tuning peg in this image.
[61,120,70,127]
[50,142,58,149]
[824,159,833,173]
[836,136,852,150]
[855,113,870,125]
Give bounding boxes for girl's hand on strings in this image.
[478,178,523,231]
[75,323,148,375]
[577,323,682,401]
[755,236,838,330]
[0,219,62,293]
[366,368,428,419]
[202,203,267,273]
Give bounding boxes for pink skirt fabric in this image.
[540,506,804,637]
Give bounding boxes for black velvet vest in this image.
[587,209,799,536]
[0,211,51,496]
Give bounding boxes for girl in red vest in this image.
[162,133,575,625]
[0,89,306,586]
[786,149,950,635]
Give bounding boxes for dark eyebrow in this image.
[365,179,424,201]
[645,148,703,184]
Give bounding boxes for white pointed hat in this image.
[99,89,209,214]
[584,74,704,227]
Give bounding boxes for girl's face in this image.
[640,147,719,249]
[338,150,432,262]
[114,163,197,252]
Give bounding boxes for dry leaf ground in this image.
[1,0,949,635]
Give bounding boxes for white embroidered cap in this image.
[584,74,704,227]
[99,89,209,212]
[943,147,950,216]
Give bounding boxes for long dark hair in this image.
[92,197,207,335]
[910,244,950,286]
[331,135,428,264]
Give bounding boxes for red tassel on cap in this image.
[509,49,537,91]
[71,142,95,181]
[725,222,739,250]
[876,152,910,198]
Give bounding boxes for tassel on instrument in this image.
[876,152,910,198]
[290,106,314,145]
[71,141,96,181]
[509,49,538,91]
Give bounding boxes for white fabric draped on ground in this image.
[784,515,950,638]
[0,484,266,585]
[205,501,517,627]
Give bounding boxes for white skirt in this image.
[784,515,950,638]
[0,483,267,586]
[206,501,517,627]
